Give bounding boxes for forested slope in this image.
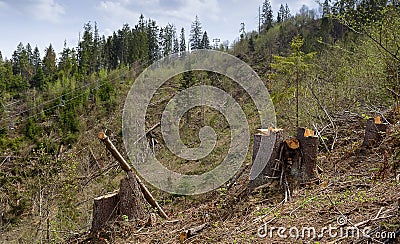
[0,0,399,243]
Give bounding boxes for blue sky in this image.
[0,0,319,60]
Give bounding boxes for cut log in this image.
[91,191,119,232]
[249,128,283,188]
[362,117,387,148]
[295,127,319,183]
[119,177,147,222]
[179,223,208,242]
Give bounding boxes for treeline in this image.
[0,14,215,145]
[0,14,215,93]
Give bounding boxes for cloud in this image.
[32,0,65,22]
[0,0,65,22]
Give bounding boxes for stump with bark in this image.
[249,128,283,188]
[91,177,148,232]
[362,116,388,148]
[249,127,319,189]
[295,127,319,184]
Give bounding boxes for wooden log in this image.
[179,223,208,242]
[296,127,319,183]
[98,132,169,219]
[249,128,283,188]
[119,177,147,222]
[362,117,387,148]
[91,192,119,232]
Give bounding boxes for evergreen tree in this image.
[78,22,94,76]
[285,4,291,19]
[173,37,179,54]
[133,14,149,63]
[179,27,186,53]
[278,4,286,22]
[261,0,274,31]
[32,46,41,73]
[147,20,160,61]
[42,44,57,78]
[189,16,202,50]
[240,22,246,39]
[200,31,211,49]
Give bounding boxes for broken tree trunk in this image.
[249,128,283,188]
[92,192,119,232]
[98,132,169,219]
[362,116,387,148]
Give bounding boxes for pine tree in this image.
[179,27,186,53]
[147,20,159,61]
[78,22,94,76]
[42,44,57,78]
[284,4,291,19]
[32,46,41,73]
[189,16,202,50]
[278,4,286,22]
[200,31,211,49]
[261,0,274,31]
[173,37,179,54]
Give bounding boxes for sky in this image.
[0,0,320,60]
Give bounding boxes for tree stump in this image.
[91,177,148,232]
[362,117,387,148]
[119,177,148,221]
[249,128,283,188]
[91,192,119,232]
[295,127,319,184]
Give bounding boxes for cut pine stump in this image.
[295,127,319,184]
[362,116,387,148]
[119,177,148,221]
[91,177,149,232]
[92,192,119,232]
[249,128,283,188]
[249,127,319,190]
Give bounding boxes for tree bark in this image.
[249,129,283,188]
[362,117,387,148]
[296,127,319,183]
[119,177,147,222]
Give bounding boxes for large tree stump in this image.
[362,117,387,148]
[249,128,283,188]
[119,177,147,221]
[91,192,119,232]
[296,127,319,184]
[91,177,149,232]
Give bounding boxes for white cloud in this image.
[0,0,65,22]
[32,0,65,22]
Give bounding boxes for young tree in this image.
[270,35,316,127]
[189,16,202,50]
